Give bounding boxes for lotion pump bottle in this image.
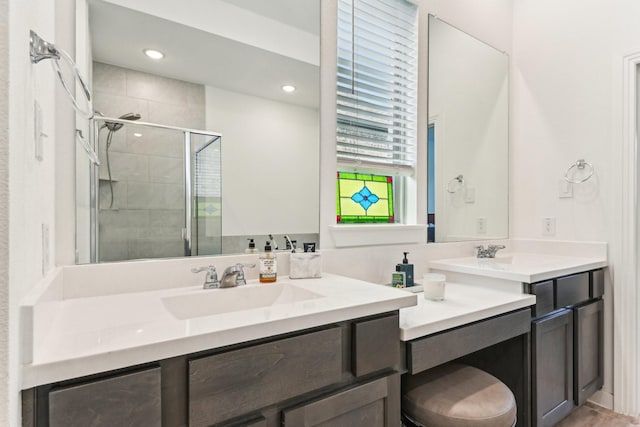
[396,252,414,287]
[245,238,256,254]
[259,241,277,283]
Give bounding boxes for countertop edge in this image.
[22,293,416,389]
[399,296,536,341]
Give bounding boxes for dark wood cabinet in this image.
[574,299,604,406]
[48,367,162,427]
[528,269,605,427]
[532,309,574,427]
[283,373,400,427]
[23,312,402,427]
[188,326,343,427]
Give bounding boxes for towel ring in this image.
[446,174,464,193]
[75,129,100,166]
[30,30,94,119]
[564,159,594,184]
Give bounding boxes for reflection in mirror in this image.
[427,15,509,242]
[75,0,320,263]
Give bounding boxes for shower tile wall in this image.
[93,62,206,262]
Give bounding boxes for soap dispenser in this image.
[396,252,414,287]
[259,241,277,283]
[245,238,256,254]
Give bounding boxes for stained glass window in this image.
[336,172,394,223]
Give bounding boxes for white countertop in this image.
[428,253,607,283]
[22,274,416,388]
[398,282,536,341]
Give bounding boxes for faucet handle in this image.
[191,265,219,289]
[235,263,256,285]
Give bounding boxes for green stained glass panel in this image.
[336,172,394,223]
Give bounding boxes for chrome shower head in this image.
[104,112,141,132]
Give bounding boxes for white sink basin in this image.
[162,282,324,320]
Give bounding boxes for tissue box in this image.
[290,252,322,279]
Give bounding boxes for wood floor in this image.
[556,402,640,427]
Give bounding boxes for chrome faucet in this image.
[475,245,506,258]
[220,263,256,288]
[191,265,219,289]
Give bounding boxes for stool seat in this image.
[402,363,516,427]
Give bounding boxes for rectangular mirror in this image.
[427,15,509,242]
[75,0,320,263]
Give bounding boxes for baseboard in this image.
[588,390,614,410]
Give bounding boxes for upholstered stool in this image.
[402,363,517,427]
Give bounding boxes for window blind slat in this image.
[336,0,418,171]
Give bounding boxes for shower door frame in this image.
[91,117,222,262]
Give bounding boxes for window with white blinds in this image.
[336,0,418,173]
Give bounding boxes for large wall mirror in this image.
[427,15,509,243]
[75,0,320,263]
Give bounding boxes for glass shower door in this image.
[190,132,222,256]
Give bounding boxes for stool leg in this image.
[401,412,426,427]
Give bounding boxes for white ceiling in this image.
[89,0,320,108]
[218,0,320,35]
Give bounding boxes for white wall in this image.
[6,0,68,424]
[205,85,319,237]
[511,0,640,414]
[0,0,9,423]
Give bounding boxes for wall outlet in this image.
[542,217,556,236]
[476,217,487,234]
[559,179,573,198]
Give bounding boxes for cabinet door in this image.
[48,367,161,427]
[282,373,400,427]
[532,310,574,427]
[574,299,604,405]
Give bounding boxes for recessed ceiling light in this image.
[281,85,296,93]
[133,132,143,138]
[143,49,164,60]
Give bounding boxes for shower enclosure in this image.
[86,117,221,263]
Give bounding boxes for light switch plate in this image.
[464,187,476,203]
[42,223,50,275]
[559,179,573,198]
[34,100,43,161]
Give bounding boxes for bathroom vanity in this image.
[428,252,607,427]
[20,273,416,427]
[20,248,607,427]
[527,269,605,426]
[24,312,403,427]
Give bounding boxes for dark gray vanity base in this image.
[526,268,605,427]
[22,311,402,427]
[404,307,533,427]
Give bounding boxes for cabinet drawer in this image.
[352,313,399,377]
[556,273,590,308]
[530,280,554,317]
[407,309,530,374]
[590,269,605,299]
[49,367,161,427]
[283,373,400,426]
[188,326,343,427]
